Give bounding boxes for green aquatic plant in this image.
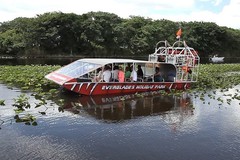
[194,64,240,90]
[189,64,240,106]
[0,65,60,91]
[14,114,37,126]
[233,94,240,100]
[12,94,38,126]
[13,94,31,112]
[0,100,5,106]
[120,97,126,101]
[0,65,61,109]
[135,92,144,97]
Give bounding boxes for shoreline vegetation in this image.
[0,64,240,126]
[2,55,240,59]
[1,56,240,65]
[0,55,146,59]
[0,11,240,59]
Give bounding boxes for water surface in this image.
[0,83,240,160]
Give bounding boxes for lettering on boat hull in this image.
[62,82,190,95]
[101,84,166,90]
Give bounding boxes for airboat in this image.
[209,55,224,63]
[45,40,200,95]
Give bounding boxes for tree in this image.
[80,12,123,57]
[120,16,153,55]
[182,22,226,57]
[0,11,240,58]
[0,17,34,56]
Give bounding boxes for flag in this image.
[176,28,182,39]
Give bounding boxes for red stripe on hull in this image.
[63,82,191,95]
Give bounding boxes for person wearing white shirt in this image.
[102,65,111,82]
[130,65,137,82]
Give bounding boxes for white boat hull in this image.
[210,56,224,63]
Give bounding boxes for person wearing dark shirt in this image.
[137,65,143,79]
[154,67,163,82]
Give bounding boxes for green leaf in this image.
[32,121,38,126]
[0,100,5,106]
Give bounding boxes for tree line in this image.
[0,11,240,58]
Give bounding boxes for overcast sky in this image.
[0,0,239,29]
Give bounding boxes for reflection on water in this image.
[0,81,193,128]
[62,91,194,126]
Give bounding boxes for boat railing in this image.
[154,40,171,51]
[149,40,200,82]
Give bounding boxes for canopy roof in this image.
[78,58,148,64]
[54,58,173,79]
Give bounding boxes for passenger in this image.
[137,65,143,79]
[153,67,163,82]
[167,71,176,82]
[125,66,131,79]
[130,65,137,82]
[118,66,125,82]
[102,65,111,82]
[93,67,103,82]
[182,67,192,80]
[158,55,165,62]
[182,59,192,80]
[112,65,119,82]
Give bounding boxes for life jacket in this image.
[182,66,192,73]
[182,66,189,72]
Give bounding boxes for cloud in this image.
[197,0,223,6]
[217,0,240,28]
[150,0,240,29]
[213,0,223,6]
[0,0,239,29]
